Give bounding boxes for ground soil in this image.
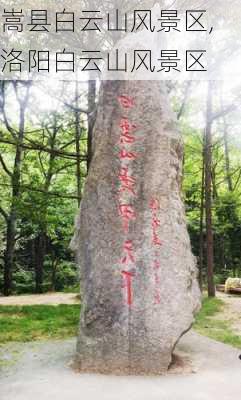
[0,292,80,306]
[216,291,241,334]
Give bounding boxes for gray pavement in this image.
[1,331,241,400]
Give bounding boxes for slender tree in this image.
[223,117,233,192]
[0,82,31,295]
[204,81,216,297]
[75,81,82,207]
[87,80,97,171]
[198,140,205,291]
[34,117,59,293]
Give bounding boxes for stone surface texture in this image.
[71,81,201,374]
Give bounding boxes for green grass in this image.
[1,297,241,349]
[0,304,80,343]
[63,284,80,294]
[194,296,241,349]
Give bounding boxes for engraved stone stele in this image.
[71,80,201,375]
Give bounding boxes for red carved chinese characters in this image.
[154,292,161,305]
[117,95,163,308]
[121,271,135,306]
[119,118,137,145]
[117,95,138,306]
[149,198,162,305]
[119,149,138,160]
[118,204,136,234]
[149,199,162,247]
[121,240,135,264]
[118,167,136,196]
[118,95,135,109]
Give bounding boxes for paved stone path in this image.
[1,331,241,400]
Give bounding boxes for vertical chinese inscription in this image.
[117,96,164,307]
[117,95,138,306]
[149,199,162,304]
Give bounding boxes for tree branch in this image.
[0,183,82,200]
[0,136,87,161]
[0,205,8,221]
[233,168,241,191]
[0,152,12,176]
[0,82,17,139]
[177,81,192,120]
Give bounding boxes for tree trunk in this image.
[211,166,218,200]
[87,80,96,172]
[198,144,205,291]
[3,83,30,295]
[34,118,57,293]
[3,219,15,296]
[71,81,201,374]
[4,148,22,295]
[205,82,216,298]
[34,232,46,293]
[75,81,82,206]
[51,258,59,292]
[223,118,233,192]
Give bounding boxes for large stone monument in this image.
[71,81,201,375]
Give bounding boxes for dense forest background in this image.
[0,80,241,296]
